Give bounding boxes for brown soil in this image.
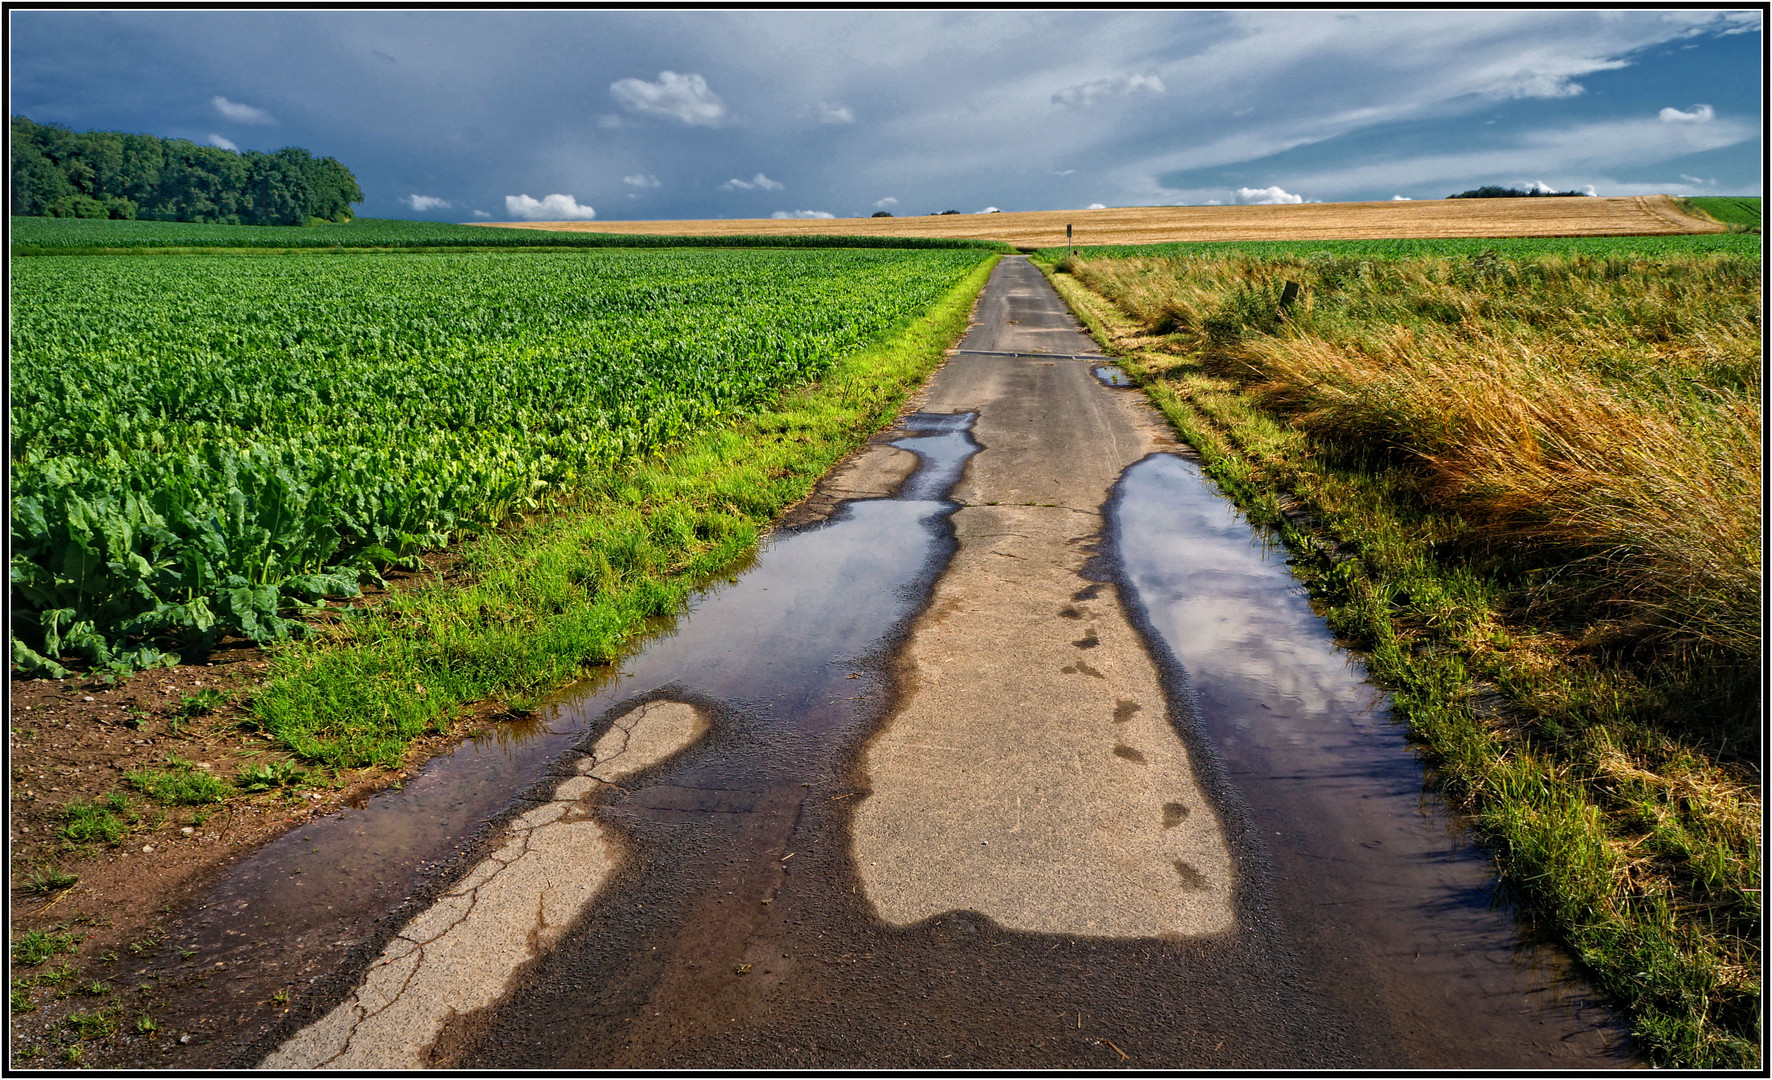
[481,195,1724,249]
[5,556,522,1067]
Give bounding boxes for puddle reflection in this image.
[1091,364,1134,388]
[163,412,982,1009]
[1111,452,1629,1064]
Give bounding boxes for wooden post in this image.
[1067,223,1073,259]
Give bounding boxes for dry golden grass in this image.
[1250,329,1761,658]
[1069,250,1762,663]
[483,196,1722,248]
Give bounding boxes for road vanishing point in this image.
[251,256,1632,1069]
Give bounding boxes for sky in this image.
[8,9,1763,222]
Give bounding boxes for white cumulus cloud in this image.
[874,196,898,208]
[610,71,726,126]
[1678,174,1715,186]
[811,102,855,125]
[723,173,784,192]
[978,207,1001,213]
[206,134,239,151]
[403,194,452,212]
[1659,104,1715,123]
[622,174,661,189]
[1521,180,1595,196]
[504,193,596,221]
[1235,185,1304,205]
[772,210,834,219]
[1087,203,1107,210]
[211,95,275,124]
[472,210,491,218]
[1052,72,1165,107]
[1391,195,1412,200]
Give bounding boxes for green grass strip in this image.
[249,255,998,768]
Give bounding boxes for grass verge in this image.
[246,255,998,767]
[1038,250,1760,1068]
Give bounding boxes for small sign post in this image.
[1067,223,1073,259]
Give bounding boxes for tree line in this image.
[10,115,364,226]
[1447,185,1590,199]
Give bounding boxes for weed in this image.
[174,687,226,719]
[11,929,82,966]
[59,793,133,845]
[271,989,289,1006]
[63,1004,121,1038]
[22,866,80,895]
[62,1044,83,1064]
[21,963,78,988]
[124,756,229,806]
[10,987,37,1013]
[79,979,111,997]
[126,929,164,956]
[235,759,307,793]
[135,1012,158,1034]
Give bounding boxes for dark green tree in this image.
[9,135,75,215]
[9,115,363,225]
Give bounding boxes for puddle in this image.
[1110,453,1629,1065]
[1090,364,1133,388]
[152,413,981,1055]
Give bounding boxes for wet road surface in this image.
[250,256,1630,1068]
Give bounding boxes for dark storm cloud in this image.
[7,9,1761,221]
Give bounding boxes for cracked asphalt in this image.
[258,257,1632,1069]
[265,702,709,1069]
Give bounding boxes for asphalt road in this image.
[265,256,1631,1069]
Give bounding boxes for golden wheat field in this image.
[484,195,1722,248]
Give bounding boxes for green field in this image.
[1684,196,1761,227]
[8,215,1006,252]
[10,247,993,676]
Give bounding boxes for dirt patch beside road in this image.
[5,557,521,1066]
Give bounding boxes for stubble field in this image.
[490,194,1726,249]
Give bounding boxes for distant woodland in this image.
[1447,185,1590,199]
[10,115,364,225]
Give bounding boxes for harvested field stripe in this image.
[490,195,1726,249]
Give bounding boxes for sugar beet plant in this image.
[11,248,990,675]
